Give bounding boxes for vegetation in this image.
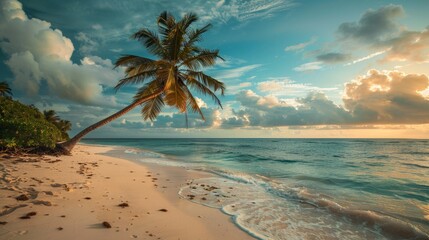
[0,82,12,97]
[59,11,225,153]
[44,110,72,140]
[0,97,71,152]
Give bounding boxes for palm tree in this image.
[57,120,72,140]
[0,82,12,97]
[44,110,60,124]
[59,11,225,153]
[58,120,72,133]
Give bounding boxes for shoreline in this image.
[0,144,254,240]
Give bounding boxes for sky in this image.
[1,0,429,138]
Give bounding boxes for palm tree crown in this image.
[44,110,60,124]
[0,82,12,97]
[59,11,225,153]
[114,11,225,121]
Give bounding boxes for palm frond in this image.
[115,69,157,91]
[186,24,212,45]
[182,74,223,108]
[123,60,159,77]
[177,24,212,63]
[43,110,60,124]
[187,70,225,94]
[157,11,176,38]
[133,79,165,102]
[131,30,165,57]
[115,55,155,68]
[168,25,185,61]
[178,12,198,31]
[58,120,72,132]
[182,82,205,120]
[164,76,187,112]
[141,94,165,121]
[181,50,222,70]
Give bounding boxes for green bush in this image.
[0,97,64,150]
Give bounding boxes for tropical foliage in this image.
[60,11,225,152]
[0,97,64,151]
[44,110,72,139]
[0,82,12,97]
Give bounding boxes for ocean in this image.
[82,138,429,240]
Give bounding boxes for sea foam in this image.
[179,173,429,240]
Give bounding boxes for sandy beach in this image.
[0,144,254,240]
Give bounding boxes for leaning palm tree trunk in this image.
[58,92,161,153]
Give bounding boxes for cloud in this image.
[316,52,351,63]
[18,0,294,56]
[300,5,428,66]
[0,0,122,105]
[293,62,323,72]
[59,68,429,131]
[92,24,103,30]
[335,5,429,63]
[383,27,429,62]
[215,70,429,128]
[214,64,261,80]
[111,108,218,129]
[343,69,429,124]
[175,0,295,23]
[285,37,317,52]
[337,4,404,44]
[195,97,207,108]
[5,51,41,95]
[257,77,337,96]
[226,82,252,94]
[75,32,99,54]
[228,90,351,127]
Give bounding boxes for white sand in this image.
[0,144,254,240]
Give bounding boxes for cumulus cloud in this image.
[212,70,429,128]
[228,90,351,127]
[343,69,429,124]
[293,62,323,72]
[61,67,429,131]
[111,108,218,129]
[0,0,122,105]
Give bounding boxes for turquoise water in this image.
[82,138,429,240]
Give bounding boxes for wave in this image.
[296,189,429,240]
[402,163,429,169]
[124,148,164,158]
[179,170,429,240]
[367,155,390,159]
[402,151,429,155]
